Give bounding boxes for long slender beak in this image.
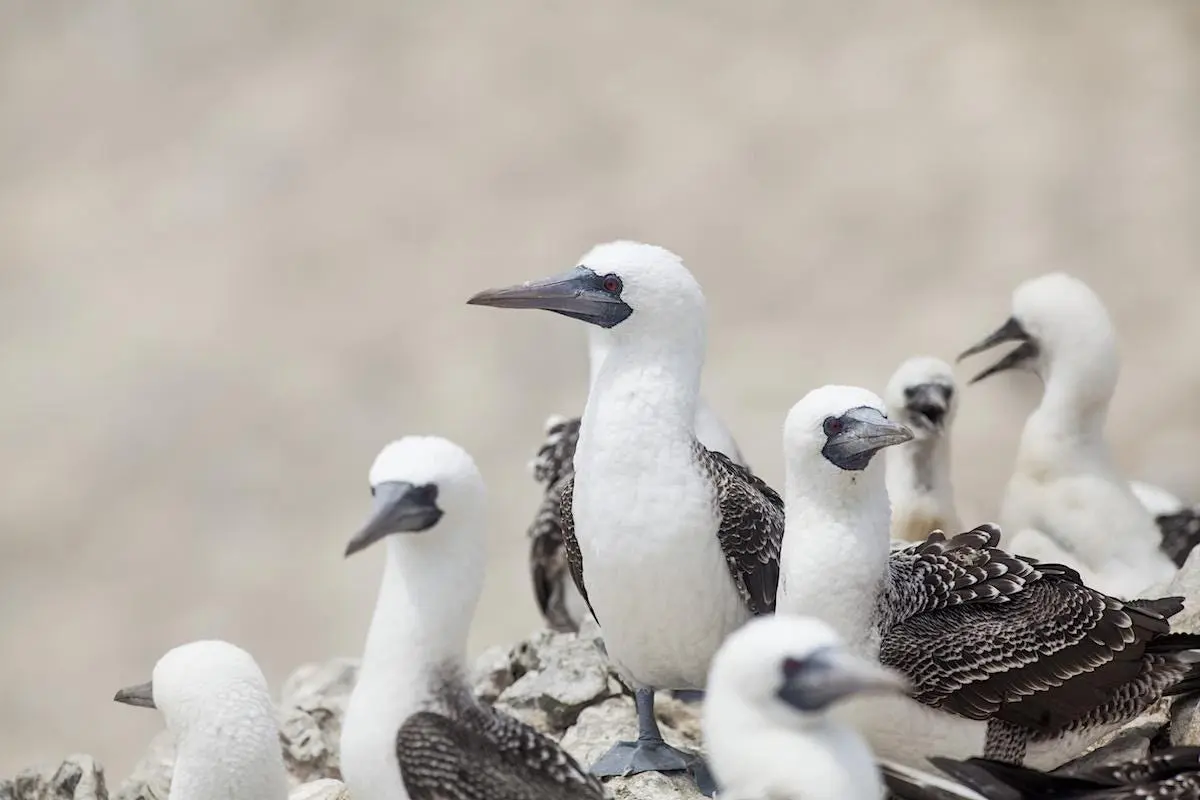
[466,267,632,329]
[822,406,914,471]
[345,482,443,557]
[957,317,1039,385]
[113,680,156,709]
[779,648,910,713]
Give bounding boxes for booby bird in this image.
[703,614,910,800]
[1130,481,1200,568]
[931,748,1200,799]
[529,332,746,635]
[777,384,1200,770]
[339,436,604,800]
[957,273,1176,597]
[883,356,961,544]
[113,640,290,800]
[468,242,784,789]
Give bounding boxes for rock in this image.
[1162,547,1200,631]
[497,631,616,731]
[1170,694,1200,746]
[2,756,108,800]
[470,644,517,703]
[112,731,172,800]
[287,779,348,800]
[278,658,358,784]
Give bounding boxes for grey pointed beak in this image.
[778,648,910,713]
[905,383,953,431]
[466,267,632,329]
[345,481,443,557]
[113,680,156,709]
[957,317,1039,385]
[822,406,914,471]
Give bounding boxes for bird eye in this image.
[781,656,805,679]
[823,416,844,436]
[601,274,622,293]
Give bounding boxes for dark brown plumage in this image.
[930,747,1200,799]
[395,678,604,800]
[1156,507,1200,568]
[878,525,1200,763]
[527,416,582,633]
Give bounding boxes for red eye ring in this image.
[823,416,844,436]
[602,274,622,293]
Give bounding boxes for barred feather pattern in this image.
[876,525,1200,753]
[395,668,604,800]
[527,416,582,632]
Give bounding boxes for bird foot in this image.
[589,737,698,778]
[688,758,718,797]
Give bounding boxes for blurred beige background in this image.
[3,0,1199,782]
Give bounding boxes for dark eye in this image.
[781,656,805,679]
[370,485,376,497]
[943,386,954,401]
[823,416,844,436]
[601,274,622,293]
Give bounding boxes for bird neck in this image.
[358,522,484,704]
[168,693,289,800]
[582,331,704,447]
[886,435,958,533]
[585,329,612,388]
[781,464,890,650]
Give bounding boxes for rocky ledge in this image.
[6,622,1200,800]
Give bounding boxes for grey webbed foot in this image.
[589,737,697,777]
[688,758,718,797]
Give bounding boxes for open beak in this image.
[345,482,443,557]
[113,680,156,709]
[957,317,1039,385]
[822,407,914,471]
[466,267,632,329]
[778,648,910,713]
[905,383,952,432]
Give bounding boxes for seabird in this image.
[931,748,1200,799]
[957,272,1176,597]
[883,356,962,544]
[529,331,745,635]
[777,384,1200,770]
[338,436,604,800]
[467,241,784,791]
[1130,480,1200,569]
[113,640,291,800]
[703,614,911,800]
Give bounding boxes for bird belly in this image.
[577,502,748,690]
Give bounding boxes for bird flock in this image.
[108,241,1200,800]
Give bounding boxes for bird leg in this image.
[590,688,712,792]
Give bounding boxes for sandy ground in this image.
[2,0,1199,781]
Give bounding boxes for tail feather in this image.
[878,759,988,800]
[926,757,1108,800]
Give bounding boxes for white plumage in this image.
[884,356,962,544]
[113,640,290,800]
[959,273,1175,597]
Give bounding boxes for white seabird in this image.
[468,241,784,791]
[339,436,604,800]
[883,356,961,544]
[1130,480,1200,569]
[777,384,1200,770]
[112,640,291,800]
[529,329,745,635]
[957,272,1176,597]
[705,615,990,800]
